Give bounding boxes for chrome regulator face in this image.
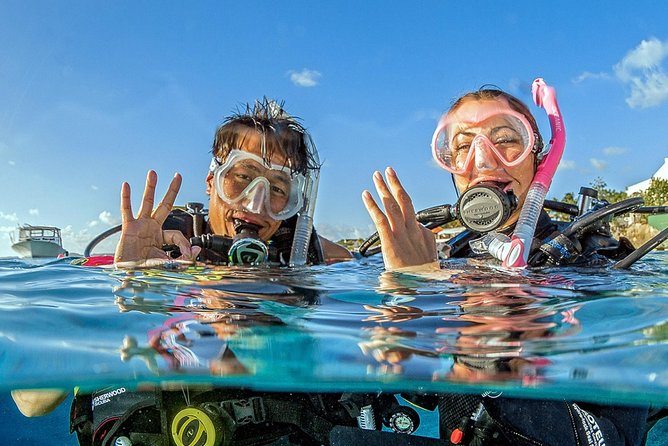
[454,182,518,233]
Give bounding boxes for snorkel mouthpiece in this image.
[228,220,269,265]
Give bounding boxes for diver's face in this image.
[206,131,287,241]
[449,98,536,227]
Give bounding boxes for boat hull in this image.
[11,240,67,258]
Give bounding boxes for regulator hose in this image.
[561,196,644,238]
[358,204,456,257]
[84,224,122,257]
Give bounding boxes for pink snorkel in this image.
[478,78,566,268]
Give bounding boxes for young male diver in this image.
[360,79,654,445]
[110,98,351,268]
[10,99,352,428]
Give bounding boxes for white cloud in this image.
[288,69,322,87]
[411,109,442,122]
[590,158,608,170]
[88,220,99,228]
[0,212,18,222]
[8,160,15,166]
[573,71,611,83]
[28,208,39,216]
[91,185,99,191]
[98,210,119,226]
[0,225,16,233]
[602,146,627,156]
[613,38,668,108]
[559,159,577,170]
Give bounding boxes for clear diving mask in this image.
[211,149,306,220]
[432,107,536,175]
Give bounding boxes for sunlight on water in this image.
[1,253,668,409]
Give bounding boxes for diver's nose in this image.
[241,180,268,214]
[472,136,500,171]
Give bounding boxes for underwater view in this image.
[2,252,668,444]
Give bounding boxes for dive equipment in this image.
[171,406,225,446]
[358,204,456,257]
[471,78,566,268]
[358,183,517,257]
[84,202,324,266]
[577,186,598,216]
[227,221,269,265]
[289,144,320,266]
[454,183,517,233]
[614,227,668,269]
[384,405,420,434]
[211,149,306,221]
[73,387,446,446]
[432,107,537,175]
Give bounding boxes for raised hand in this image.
[362,167,438,271]
[114,170,200,266]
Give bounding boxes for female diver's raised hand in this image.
[114,170,200,267]
[362,167,438,271]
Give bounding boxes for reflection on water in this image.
[1,253,668,403]
[0,253,668,403]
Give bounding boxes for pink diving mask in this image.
[432,107,536,175]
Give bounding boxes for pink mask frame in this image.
[431,108,536,176]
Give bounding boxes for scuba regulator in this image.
[162,202,271,266]
[452,182,518,233]
[359,182,518,257]
[190,220,270,266]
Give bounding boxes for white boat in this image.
[10,225,68,258]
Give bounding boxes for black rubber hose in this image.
[634,206,668,214]
[83,224,122,257]
[543,200,578,216]
[562,197,644,237]
[614,227,668,269]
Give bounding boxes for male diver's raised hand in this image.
[362,167,438,271]
[114,170,200,267]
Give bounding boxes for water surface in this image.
[2,253,668,409]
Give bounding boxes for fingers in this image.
[137,170,158,219]
[371,170,403,231]
[385,167,417,223]
[362,189,390,236]
[163,230,200,261]
[153,173,182,223]
[119,182,134,225]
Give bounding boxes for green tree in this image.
[643,178,668,206]
[589,177,628,203]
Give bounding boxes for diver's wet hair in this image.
[211,97,321,176]
[449,87,545,157]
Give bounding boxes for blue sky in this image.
[1,1,667,257]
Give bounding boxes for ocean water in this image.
[1,252,668,444]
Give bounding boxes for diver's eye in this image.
[270,185,288,197]
[233,173,253,183]
[453,144,471,153]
